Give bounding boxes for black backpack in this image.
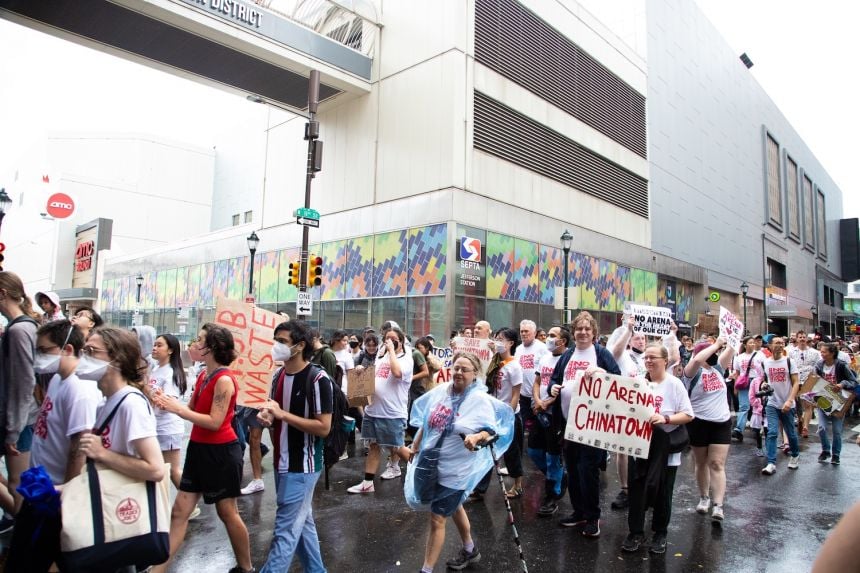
[299,365,350,469]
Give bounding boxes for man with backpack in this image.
[256,320,334,572]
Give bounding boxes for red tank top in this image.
[190,368,238,444]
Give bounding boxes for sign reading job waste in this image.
[214,298,281,406]
[718,306,745,352]
[564,371,657,459]
[623,303,672,336]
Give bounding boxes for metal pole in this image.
[248,249,256,295]
[136,284,142,304]
[743,293,747,334]
[300,70,321,295]
[563,247,569,325]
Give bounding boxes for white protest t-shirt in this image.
[822,363,837,385]
[788,347,820,383]
[535,353,562,401]
[365,352,413,420]
[334,348,355,393]
[515,340,547,399]
[732,352,765,380]
[649,374,694,467]
[761,356,799,407]
[31,373,103,485]
[618,350,646,379]
[559,346,597,420]
[149,364,185,437]
[685,366,731,422]
[94,386,157,458]
[492,359,523,412]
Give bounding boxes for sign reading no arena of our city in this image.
[623,302,673,336]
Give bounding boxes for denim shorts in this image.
[16,424,34,453]
[157,433,185,451]
[361,416,406,447]
[430,484,465,517]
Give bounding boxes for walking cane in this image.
[465,434,529,573]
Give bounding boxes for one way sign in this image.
[297,292,313,316]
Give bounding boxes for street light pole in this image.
[561,230,573,324]
[135,274,143,304]
[247,231,260,296]
[740,281,749,335]
[0,188,12,237]
[300,71,323,294]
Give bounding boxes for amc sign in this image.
[46,193,75,219]
[75,240,94,272]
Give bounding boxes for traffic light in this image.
[308,255,322,287]
[0,242,5,271]
[287,260,301,286]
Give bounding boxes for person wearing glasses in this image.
[151,324,253,573]
[69,306,102,340]
[406,351,514,573]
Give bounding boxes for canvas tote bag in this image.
[60,391,170,571]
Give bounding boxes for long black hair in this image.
[158,333,187,396]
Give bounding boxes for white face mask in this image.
[34,352,61,375]
[76,354,111,381]
[545,338,557,353]
[494,342,507,355]
[271,342,295,363]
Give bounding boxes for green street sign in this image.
[709,291,720,302]
[293,207,320,220]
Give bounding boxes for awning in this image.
[766,304,813,320]
[55,288,99,302]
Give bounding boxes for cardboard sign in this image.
[430,346,454,387]
[563,371,657,459]
[718,306,745,352]
[696,314,718,338]
[623,303,673,336]
[346,367,375,401]
[213,298,280,406]
[450,337,493,375]
[800,377,855,418]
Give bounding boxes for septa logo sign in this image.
[460,237,482,263]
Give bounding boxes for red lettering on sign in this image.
[216,310,247,330]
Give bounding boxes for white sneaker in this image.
[761,463,776,475]
[189,505,201,520]
[339,450,349,461]
[498,467,509,476]
[380,464,402,480]
[347,480,375,494]
[711,505,724,522]
[240,478,265,495]
[695,496,711,514]
[787,456,800,470]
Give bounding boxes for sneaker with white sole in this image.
[711,504,724,523]
[240,478,265,495]
[497,467,509,476]
[695,496,711,514]
[347,480,375,494]
[761,463,776,475]
[380,464,402,480]
[189,505,201,520]
[787,456,800,470]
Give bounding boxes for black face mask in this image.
[706,354,718,367]
[349,340,359,349]
[631,347,644,355]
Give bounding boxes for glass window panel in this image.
[455,296,485,334]
[407,296,446,341]
[344,299,372,332]
[766,134,782,227]
[816,190,827,257]
[802,176,814,249]
[319,301,344,341]
[371,298,406,332]
[486,299,514,331]
[786,157,800,240]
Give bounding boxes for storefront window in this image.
[486,299,513,331]
[455,296,486,335]
[319,300,345,339]
[371,297,406,332]
[407,297,446,341]
[344,299,372,332]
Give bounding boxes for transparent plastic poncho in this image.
[404,380,515,512]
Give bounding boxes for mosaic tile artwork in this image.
[676,281,693,322]
[199,262,215,307]
[512,239,540,303]
[257,251,279,304]
[182,265,203,308]
[577,254,602,311]
[277,248,302,303]
[372,231,408,297]
[321,240,347,301]
[162,268,178,308]
[538,245,564,305]
[212,259,230,304]
[226,257,247,301]
[486,232,515,300]
[408,224,447,296]
[630,268,658,306]
[614,265,632,312]
[344,236,373,299]
[142,271,157,309]
[175,268,188,307]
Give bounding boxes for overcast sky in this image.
[0,2,857,220]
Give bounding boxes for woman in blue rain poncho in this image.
[405,351,514,572]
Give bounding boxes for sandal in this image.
[505,488,524,499]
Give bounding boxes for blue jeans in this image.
[816,408,844,456]
[735,389,750,433]
[765,405,799,464]
[260,472,326,573]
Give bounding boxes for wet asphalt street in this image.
[167,414,860,573]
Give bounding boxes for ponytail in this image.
[0,272,41,320]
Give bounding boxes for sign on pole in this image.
[297,292,312,316]
[718,306,744,352]
[623,303,673,336]
[564,371,657,459]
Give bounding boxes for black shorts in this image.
[687,418,732,447]
[179,440,243,504]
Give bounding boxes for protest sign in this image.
[564,371,657,459]
[696,314,718,339]
[430,346,454,386]
[800,377,855,418]
[346,367,375,407]
[623,303,672,336]
[450,337,493,374]
[718,306,745,352]
[214,298,280,407]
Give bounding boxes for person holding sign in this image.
[548,311,620,537]
[682,337,735,524]
[789,331,821,439]
[151,324,253,573]
[348,327,414,492]
[812,343,857,465]
[621,343,694,555]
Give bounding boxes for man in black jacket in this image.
[549,311,620,537]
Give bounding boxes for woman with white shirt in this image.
[330,330,355,392]
[149,333,188,490]
[730,337,764,442]
[621,343,694,555]
[683,336,735,524]
[812,343,857,465]
[486,327,525,498]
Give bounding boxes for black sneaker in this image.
[649,532,667,555]
[610,489,629,509]
[228,567,256,573]
[831,455,840,465]
[446,546,481,570]
[621,533,645,552]
[582,520,600,538]
[731,429,743,443]
[559,514,587,528]
[0,515,14,535]
[818,451,831,463]
[537,498,559,517]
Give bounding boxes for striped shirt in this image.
[274,364,333,473]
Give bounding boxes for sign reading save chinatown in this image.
[564,371,657,459]
[214,298,280,406]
